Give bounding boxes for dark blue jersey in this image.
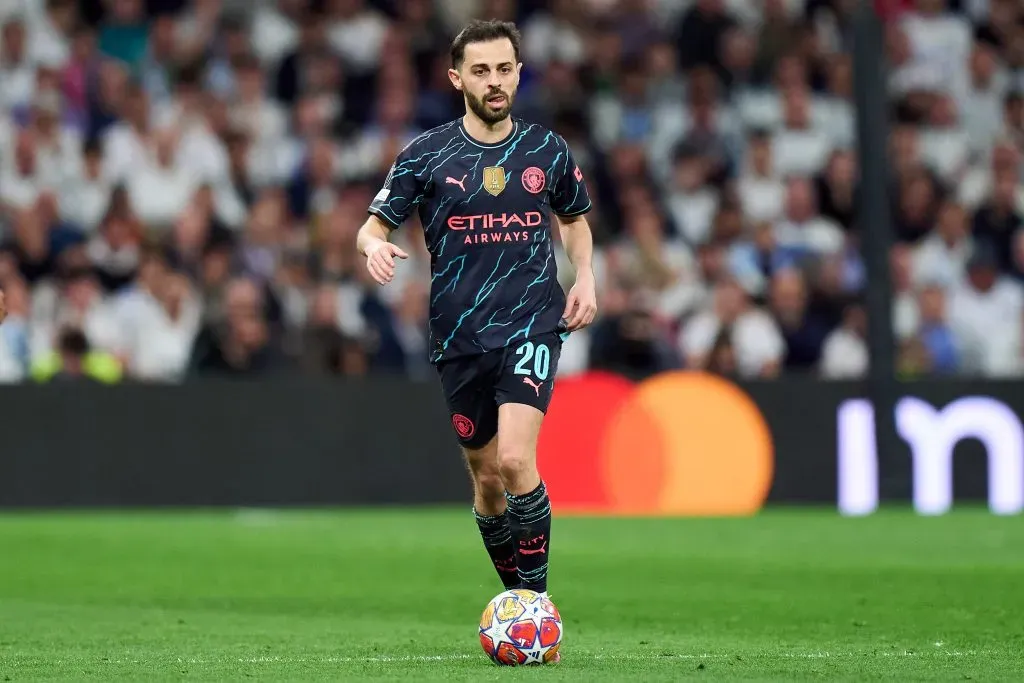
[367,117,592,364]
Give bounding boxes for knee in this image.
[474,469,505,502]
[497,446,537,486]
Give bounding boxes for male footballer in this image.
[356,19,597,600]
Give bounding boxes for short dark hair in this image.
[450,19,521,69]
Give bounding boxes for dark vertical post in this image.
[852,0,901,503]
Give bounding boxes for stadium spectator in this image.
[680,276,783,378]
[30,325,122,383]
[819,301,868,379]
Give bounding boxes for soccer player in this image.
[356,20,596,600]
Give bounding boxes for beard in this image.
[465,88,514,125]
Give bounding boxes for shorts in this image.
[436,331,564,449]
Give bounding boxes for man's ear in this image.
[448,68,463,91]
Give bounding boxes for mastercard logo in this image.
[538,371,774,516]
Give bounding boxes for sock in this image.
[474,508,520,589]
[505,480,552,593]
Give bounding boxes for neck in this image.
[462,112,512,144]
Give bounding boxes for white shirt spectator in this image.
[126,156,199,231]
[948,276,1024,377]
[815,97,856,150]
[153,103,230,185]
[328,8,388,74]
[911,233,973,289]
[61,173,112,233]
[919,125,970,183]
[250,4,299,67]
[102,122,152,185]
[0,58,35,110]
[772,126,833,177]
[901,11,971,101]
[893,290,919,341]
[735,90,846,135]
[521,11,586,67]
[737,175,784,223]
[820,327,868,379]
[30,110,83,189]
[680,308,784,378]
[960,69,1010,158]
[667,188,719,246]
[114,288,202,382]
[337,282,369,339]
[0,316,28,383]
[230,100,288,148]
[0,164,45,210]
[27,8,69,68]
[957,165,1024,213]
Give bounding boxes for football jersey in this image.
[368,117,592,363]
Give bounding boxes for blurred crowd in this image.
[0,0,1022,383]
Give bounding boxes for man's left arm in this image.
[546,135,597,331]
[556,213,597,332]
[548,137,597,332]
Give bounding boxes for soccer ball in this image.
[478,588,563,666]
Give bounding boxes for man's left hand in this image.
[562,271,597,332]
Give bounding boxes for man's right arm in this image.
[359,140,424,282]
[358,214,409,285]
[356,214,395,258]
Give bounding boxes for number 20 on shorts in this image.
[514,341,551,380]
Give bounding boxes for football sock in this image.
[474,508,520,589]
[506,480,552,593]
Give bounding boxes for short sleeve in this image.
[548,136,592,217]
[367,143,426,229]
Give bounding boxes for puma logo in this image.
[445,174,467,191]
[519,534,547,555]
[522,377,543,396]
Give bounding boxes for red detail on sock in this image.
[494,556,517,572]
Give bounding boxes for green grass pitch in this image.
[1,508,1022,681]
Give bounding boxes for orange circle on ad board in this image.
[600,391,668,514]
[600,372,774,515]
[540,371,775,516]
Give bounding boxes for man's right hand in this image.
[365,240,409,285]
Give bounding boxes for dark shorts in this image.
[436,331,564,449]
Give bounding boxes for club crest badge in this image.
[522,167,546,194]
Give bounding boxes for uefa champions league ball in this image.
[478,588,563,665]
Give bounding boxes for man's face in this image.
[450,38,521,125]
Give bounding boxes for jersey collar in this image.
[458,117,519,149]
